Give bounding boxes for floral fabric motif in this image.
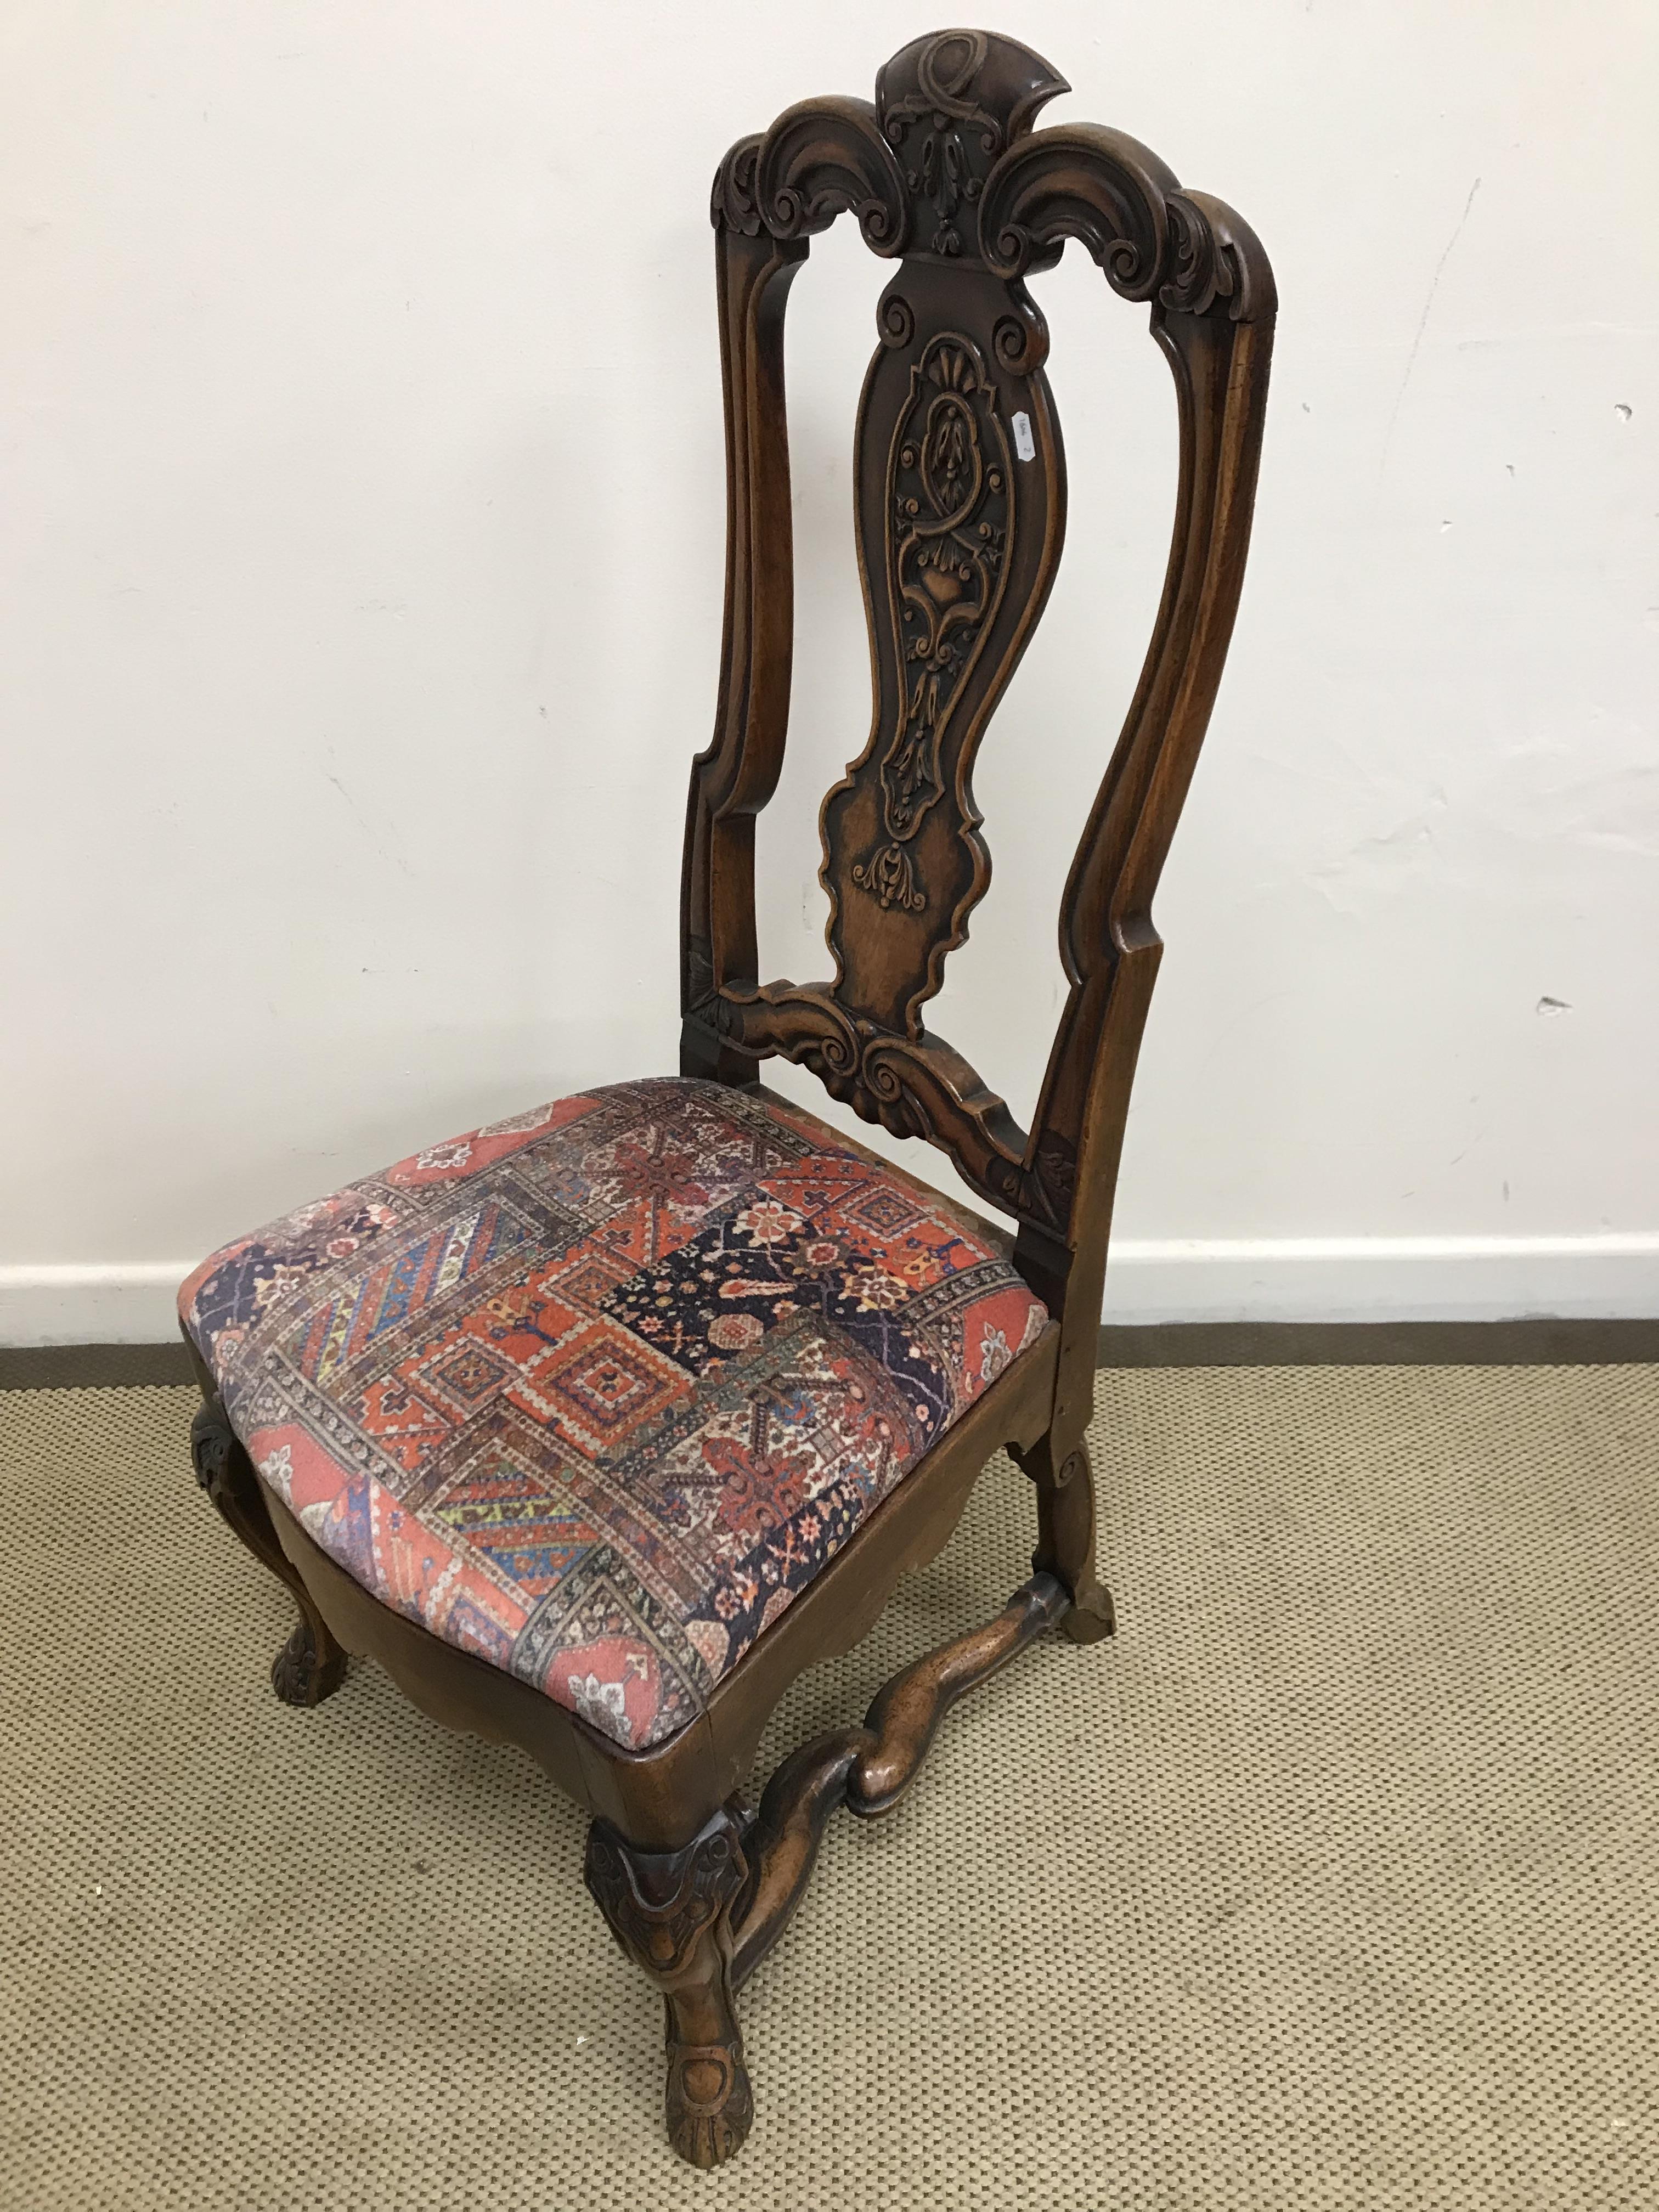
[180,1079,1047,1750]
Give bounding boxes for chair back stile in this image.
[682,29,1275,1422]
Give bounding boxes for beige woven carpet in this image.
[3,1369,1656,2210]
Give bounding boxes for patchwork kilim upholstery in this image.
[179,1079,1047,1751]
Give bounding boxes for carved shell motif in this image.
[851,332,1012,915]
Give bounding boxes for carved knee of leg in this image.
[585,1812,753,2169]
[191,1395,351,1705]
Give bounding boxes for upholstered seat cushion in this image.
[180,1077,1047,1751]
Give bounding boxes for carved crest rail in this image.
[684,26,1274,1299]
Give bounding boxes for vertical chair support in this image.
[584,1809,753,2169]
[681,162,808,1084]
[584,1572,1071,2168]
[188,1387,349,1708]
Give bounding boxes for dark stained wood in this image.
[187,1378,348,1708]
[730,1573,1070,1988]
[585,1809,753,2168]
[188,27,1273,2170]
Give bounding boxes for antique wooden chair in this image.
[180,28,1273,2168]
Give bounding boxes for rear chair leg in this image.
[1014,1432,1116,1644]
[189,1393,349,1707]
[584,1809,752,2169]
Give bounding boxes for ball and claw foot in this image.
[270,1618,349,1708]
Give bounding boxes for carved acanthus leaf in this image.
[709,134,765,236]
[874,29,1068,262]
[1162,189,1275,322]
[753,95,909,253]
[718,980,1069,1234]
[981,124,1276,321]
[584,1816,747,1975]
[847,329,1012,913]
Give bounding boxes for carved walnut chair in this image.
[180,28,1273,2169]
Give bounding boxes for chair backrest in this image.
[681,27,1274,1397]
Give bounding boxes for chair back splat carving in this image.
[682,26,1274,1427]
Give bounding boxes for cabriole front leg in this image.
[188,1393,349,1707]
[584,1808,753,2169]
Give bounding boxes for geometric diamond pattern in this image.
[180,1077,1048,1750]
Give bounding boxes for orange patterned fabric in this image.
[180,1078,1047,1750]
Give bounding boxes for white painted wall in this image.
[3,1,1656,1343]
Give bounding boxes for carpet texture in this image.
[2,1368,1655,2209]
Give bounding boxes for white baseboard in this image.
[0,1265,195,1347]
[3,1235,1657,1346]
[1099,1233,1659,1325]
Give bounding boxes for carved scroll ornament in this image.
[713,976,1075,1235]
[585,1812,753,2169]
[980,123,1276,321]
[851,330,1013,917]
[695,29,1274,1255]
